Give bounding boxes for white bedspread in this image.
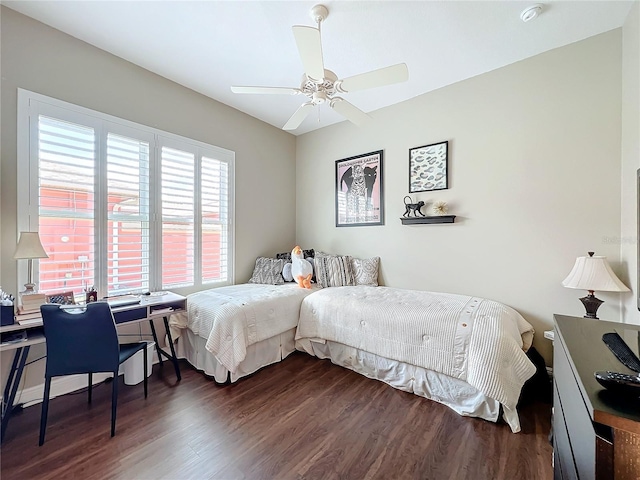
[296,286,535,415]
[170,284,315,373]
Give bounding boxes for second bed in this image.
[169,283,315,383]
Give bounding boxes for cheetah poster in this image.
[335,150,383,227]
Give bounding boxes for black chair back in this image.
[40,302,120,377]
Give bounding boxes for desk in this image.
[0,292,186,442]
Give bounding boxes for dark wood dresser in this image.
[553,314,640,480]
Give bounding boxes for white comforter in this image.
[296,286,535,415]
[170,284,316,373]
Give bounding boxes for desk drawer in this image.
[113,307,147,324]
[554,338,595,479]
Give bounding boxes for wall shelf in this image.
[400,215,456,225]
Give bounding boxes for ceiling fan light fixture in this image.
[520,4,544,23]
[312,91,328,105]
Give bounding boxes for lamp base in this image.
[579,291,603,319]
[21,283,37,295]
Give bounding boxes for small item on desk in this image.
[150,306,173,316]
[0,330,27,345]
[0,288,15,326]
[15,310,42,321]
[85,286,97,304]
[105,295,141,308]
[17,317,41,326]
[18,293,46,314]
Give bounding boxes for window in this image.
[18,89,234,298]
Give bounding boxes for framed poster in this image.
[335,150,383,227]
[409,140,448,193]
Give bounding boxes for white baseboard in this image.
[19,372,114,408]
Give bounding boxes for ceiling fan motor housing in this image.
[300,69,337,102]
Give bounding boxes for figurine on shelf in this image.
[433,201,448,216]
[402,196,426,217]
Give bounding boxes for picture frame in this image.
[335,150,384,227]
[409,140,449,193]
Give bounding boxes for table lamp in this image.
[14,231,49,294]
[562,251,629,319]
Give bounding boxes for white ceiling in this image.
[3,1,634,135]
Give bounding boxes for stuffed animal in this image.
[291,245,313,289]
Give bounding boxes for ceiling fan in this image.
[230,4,409,131]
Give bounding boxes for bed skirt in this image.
[174,328,297,383]
[297,339,521,432]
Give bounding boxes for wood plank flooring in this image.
[0,353,553,479]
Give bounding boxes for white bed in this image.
[295,286,536,433]
[169,283,316,383]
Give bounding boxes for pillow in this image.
[305,257,315,279]
[248,257,285,285]
[276,248,315,263]
[351,256,380,286]
[314,253,355,288]
[282,263,294,282]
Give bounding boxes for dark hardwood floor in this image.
[0,353,552,479]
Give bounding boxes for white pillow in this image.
[282,263,294,282]
[248,257,285,285]
[351,256,380,286]
[315,253,355,288]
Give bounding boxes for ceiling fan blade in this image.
[283,102,315,130]
[230,86,300,95]
[329,98,371,127]
[337,63,409,93]
[292,26,324,81]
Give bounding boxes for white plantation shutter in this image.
[201,156,229,283]
[38,115,96,294]
[19,90,234,297]
[107,133,150,295]
[161,147,195,289]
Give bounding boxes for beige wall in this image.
[0,7,296,393]
[1,6,297,291]
[621,2,640,325]
[296,31,625,364]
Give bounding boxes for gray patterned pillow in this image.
[248,257,285,285]
[315,253,355,288]
[351,256,380,286]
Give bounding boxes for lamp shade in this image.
[13,232,49,260]
[562,253,629,292]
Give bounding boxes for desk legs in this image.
[163,316,181,381]
[1,345,30,442]
[148,317,181,381]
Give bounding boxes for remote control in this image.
[602,333,640,373]
[594,371,640,396]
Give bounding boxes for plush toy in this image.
[291,245,313,289]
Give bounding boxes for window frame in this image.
[17,89,235,297]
